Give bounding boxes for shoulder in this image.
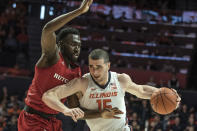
[117,73,132,82]
[82,73,90,78]
[73,77,89,94]
[73,77,89,87]
[36,49,59,68]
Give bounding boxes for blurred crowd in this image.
[0,0,194,75]
[0,0,196,130]
[0,87,24,131]
[125,95,197,131]
[0,1,29,69]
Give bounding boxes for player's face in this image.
[60,34,81,62]
[89,58,110,85]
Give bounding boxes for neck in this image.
[60,51,72,68]
[91,72,111,89]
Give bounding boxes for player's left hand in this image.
[101,107,124,119]
[171,89,181,109]
[79,0,93,14]
[63,107,84,122]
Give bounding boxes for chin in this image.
[71,57,78,62]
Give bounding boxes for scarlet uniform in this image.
[18,54,81,131]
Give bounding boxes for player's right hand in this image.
[63,108,84,122]
[171,89,181,109]
[101,107,124,119]
[79,0,93,14]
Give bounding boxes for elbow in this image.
[136,93,144,99]
[42,24,53,35]
[136,88,147,99]
[42,91,52,104]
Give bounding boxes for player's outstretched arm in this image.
[40,0,93,62]
[42,78,86,121]
[80,107,124,119]
[118,73,159,99]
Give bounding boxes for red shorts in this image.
[18,110,62,131]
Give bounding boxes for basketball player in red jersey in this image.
[17,0,122,131]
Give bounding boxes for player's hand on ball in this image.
[172,89,181,109]
[63,108,84,122]
[101,107,124,119]
[79,0,93,14]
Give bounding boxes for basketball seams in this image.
[151,92,160,103]
[163,93,176,106]
[151,93,159,101]
[160,89,168,114]
[151,89,175,101]
[155,92,159,112]
[151,88,177,115]
[169,88,177,96]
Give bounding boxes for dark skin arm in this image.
[66,94,103,119]
[37,0,93,68]
[80,107,124,119]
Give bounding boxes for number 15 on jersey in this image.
[96,99,112,111]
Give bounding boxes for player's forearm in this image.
[78,107,102,119]
[43,8,82,34]
[82,110,102,119]
[139,85,158,99]
[42,92,68,113]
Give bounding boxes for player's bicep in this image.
[44,78,82,100]
[118,73,143,97]
[41,29,57,57]
[126,82,144,97]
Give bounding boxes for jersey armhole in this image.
[113,72,125,96]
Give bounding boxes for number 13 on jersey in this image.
[96,99,112,111]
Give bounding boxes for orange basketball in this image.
[150,87,178,115]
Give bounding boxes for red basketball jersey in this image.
[25,54,81,114]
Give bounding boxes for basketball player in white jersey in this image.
[42,49,180,131]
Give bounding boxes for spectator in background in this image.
[0,86,7,131]
[4,31,18,53]
[139,100,150,129]
[179,104,189,129]
[3,115,17,131]
[157,79,165,88]
[149,115,163,131]
[0,12,8,26]
[162,61,175,72]
[168,116,182,131]
[0,39,3,53]
[146,60,157,71]
[0,115,6,131]
[131,120,140,131]
[146,76,157,87]
[168,73,179,90]
[0,25,6,43]
[0,87,7,114]
[16,28,29,61]
[184,114,197,131]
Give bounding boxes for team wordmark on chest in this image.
[89,92,118,99]
[53,73,69,83]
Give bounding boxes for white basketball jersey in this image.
[79,72,130,131]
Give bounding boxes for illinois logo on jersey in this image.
[91,88,97,91]
[110,83,117,90]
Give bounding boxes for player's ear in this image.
[107,62,110,70]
